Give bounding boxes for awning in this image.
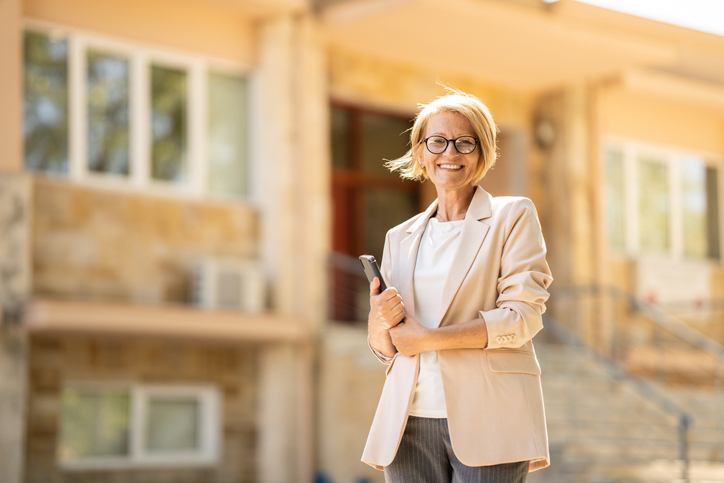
[320,0,682,90]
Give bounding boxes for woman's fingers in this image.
[369,277,380,296]
[369,287,404,329]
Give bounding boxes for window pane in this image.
[145,397,200,452]
[151,65,187,183]
[207,72,248,197]
[362,113,410,177]
[331,106,351,169]
[638,158,670,252]
[24,31,69,174]
[364,188,417,261]
[605,149,625,251]
[88,50,130,175]
[59,387,130,460]
[682,158,720,259]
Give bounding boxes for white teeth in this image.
[439,164,462,170]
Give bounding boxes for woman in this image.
[362,89,553,482]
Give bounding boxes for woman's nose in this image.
[443,141,458,156]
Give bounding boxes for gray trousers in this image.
[384,417,529,483]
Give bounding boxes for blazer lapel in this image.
[437,187,492,327]
[397,199,438,318]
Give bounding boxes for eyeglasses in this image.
[422,136,478,155]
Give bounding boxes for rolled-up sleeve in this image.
[481,199,553,349]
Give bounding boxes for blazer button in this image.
[495,336,503,344]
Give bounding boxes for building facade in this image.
[2,0,724,482]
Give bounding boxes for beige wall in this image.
[317,325,385,483]
[24,0,257,64]
[26,335,260,483]
[328,46,536,129]
[601,86,724,156]
[0,0,23,173]
[32,178,258,304]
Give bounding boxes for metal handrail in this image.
[543,313,693,482]
[549,284,724,480]
[553,285,724,365]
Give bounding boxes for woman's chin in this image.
[431,177,475,192]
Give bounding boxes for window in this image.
[23,24,249,198]
[330,103,420,322]
[638,156,670,253]
[605,148,625,251]
[24,30,69,174]
[331,105,418,260]
[59,384,220,468]
[604,141,721,260]
[87,49,130,176]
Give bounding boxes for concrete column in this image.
[588,84,614,356]
[1,5,32,481]
[254,16,297,316]
[257,343,298,483]
[535,85,611,350]
[564,85,596,287]
[0,175,31,483]
[293,14,331,331]
[0,0,23,173]
[253,13,327,483]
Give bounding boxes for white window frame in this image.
[25,19,252,200]
[58,383,221,470]
[603,136,724,263]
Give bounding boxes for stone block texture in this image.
[32,177,258,305]
[25,335,260,483]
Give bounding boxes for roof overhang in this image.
[320,0,681,90]
[194,0,309,18]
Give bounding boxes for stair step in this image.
[532,341,724,470]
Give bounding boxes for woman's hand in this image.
[369,278,405,330]
[368,277,404,359]
[389,315,430,357]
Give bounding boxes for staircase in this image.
[528,338,724,483]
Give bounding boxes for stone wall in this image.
[1,174,31,319]
[0,174,31,483]
[317,325,386,483]
[25,335,259,483]
[32,177,258,305]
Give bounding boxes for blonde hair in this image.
[386,88,498,184]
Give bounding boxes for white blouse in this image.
[409,217,464,418]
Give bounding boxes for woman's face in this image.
[419,111,480,193]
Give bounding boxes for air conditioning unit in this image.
[192,258,266,313]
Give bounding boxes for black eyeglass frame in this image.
[421,136,479,155]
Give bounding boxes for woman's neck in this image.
[434,186,475,222]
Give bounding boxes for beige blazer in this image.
[362,186,553,473]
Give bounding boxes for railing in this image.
[550,285,724,478]
[551,285,724,388]
[542,313,693,481]
[328,252,370,324]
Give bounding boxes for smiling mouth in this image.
[438,164,463,170]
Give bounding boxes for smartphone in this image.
[359,255,404,325]
[359,255,388,292]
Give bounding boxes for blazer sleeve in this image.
[481,198,553,349]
